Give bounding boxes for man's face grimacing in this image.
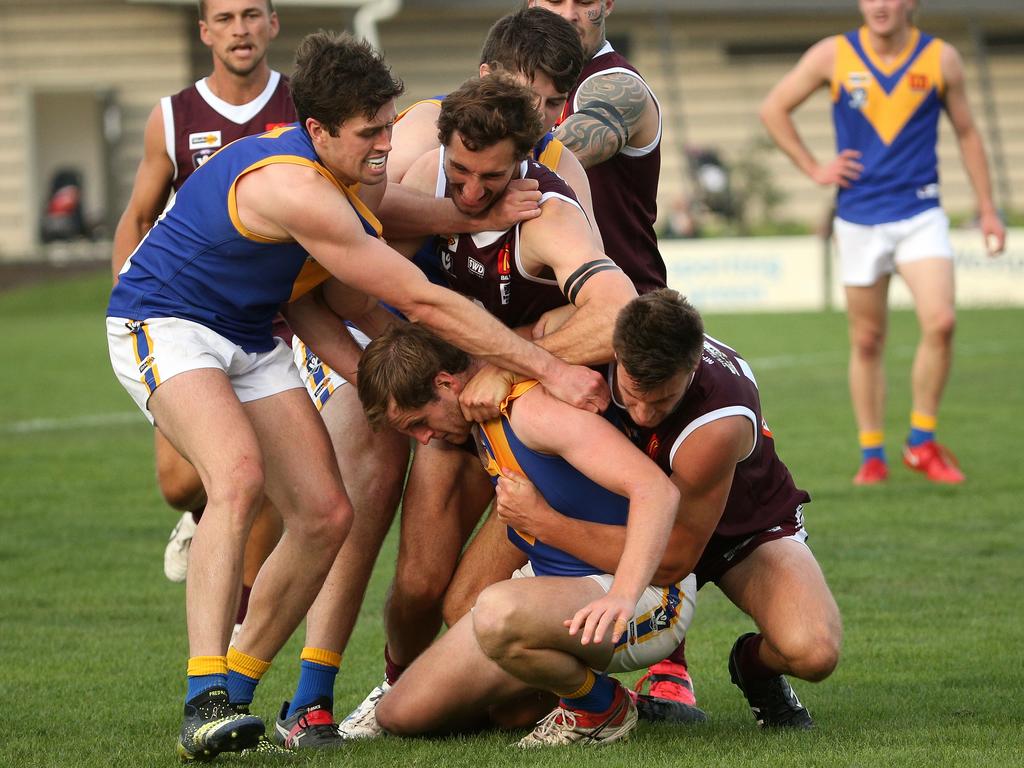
[614,362,691,429]
[385,373,473,446]
[309,100,396,187]
[443,133,519,216]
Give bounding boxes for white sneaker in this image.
[163,512,196,583]
[516,690,637,748]
[336,680,391,739]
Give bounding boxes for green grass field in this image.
[2,272,1022,767]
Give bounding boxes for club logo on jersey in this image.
[188,130,222,150]
[908,72,929,91]
[264,122,289,131]
[447,234,459,250]
[646,434,660,459]
[498,241,512,276]
[468,257,485,278]
[846,71,870,111]
[192,149,217,169]
[761,417,773,439]
[499,281,512,306]
[441,250,453,273]
[125,320,143,334]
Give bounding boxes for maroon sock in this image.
[384,644,406,686]
[737,633,776,681]
[666,638,688,667]
[235,585,252,625]
[190,505,205,524]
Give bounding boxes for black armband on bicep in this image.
[562,258,622,305]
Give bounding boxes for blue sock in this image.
[287,660,339,717]
[861,445,885,462]
[186,674,227,703]
[226,670,260,707]
[907,427,934,447]
[560,671,617,713]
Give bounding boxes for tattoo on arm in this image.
[557,73,650,167]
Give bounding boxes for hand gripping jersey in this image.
[611,336,810,538]
[108,124,381,352]
[163,71,295,191]
[431,148,585,328]
[561,42,666,294]
[476,381,627,577]
[832,27,945,224]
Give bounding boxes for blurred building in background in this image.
[1,0,1022,260]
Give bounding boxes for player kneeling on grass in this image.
[355,323,697,747]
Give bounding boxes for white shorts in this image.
[513,563,697,674]
[107,316,302,424]
[833,207,953,287]
[291,326,371,411]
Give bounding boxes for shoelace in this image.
[531,707,577,742]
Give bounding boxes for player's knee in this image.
[850,326,885,359]
[923,307,956,342]
[783,626,841,682]
[440,582,475,628]
[204,458,265,528]
[374,690,422,736]
[471,583,522,661]
[292,492,352,552]
[156,463,205,510]
[394,557,450,609]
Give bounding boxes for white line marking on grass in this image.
[1,412,140,434]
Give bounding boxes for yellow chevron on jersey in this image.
[832,27,944,146]
[396,97,443,122]
[478,380,541,545]
[537,137,565,171]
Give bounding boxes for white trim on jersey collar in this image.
[195,70,282,125]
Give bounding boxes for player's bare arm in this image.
[940,42,1006,255]
[283,289,374,384]
[553,149,603,249]
[519,197,637,365]
[111,103,175,280]
[379,178,542,241]
[497,414,751,586]
[238,162,607,410]
[386,100,443,184]
[555,71,655,169]
[509,385,678,641]
[760,36,863,188]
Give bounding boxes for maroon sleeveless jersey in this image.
[561,43,666,294]
[163,70,294,191]
[434,152,584,328]
[611,335,810,537]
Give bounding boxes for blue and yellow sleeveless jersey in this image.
[831,27,945,224]
[476,381,629,578]
[107,123,381,352]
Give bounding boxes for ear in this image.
[306,117,327,144]
[198,20,212,48]
[268,11,280,40]
[479,62,492,78]
[435,370,461,393]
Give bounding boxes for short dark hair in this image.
[290,31,404,135]
[480,8,585,95]
[613,289,705,391]
[357,324,471,430]
[437,74,545,160]
[198,0,275,21]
